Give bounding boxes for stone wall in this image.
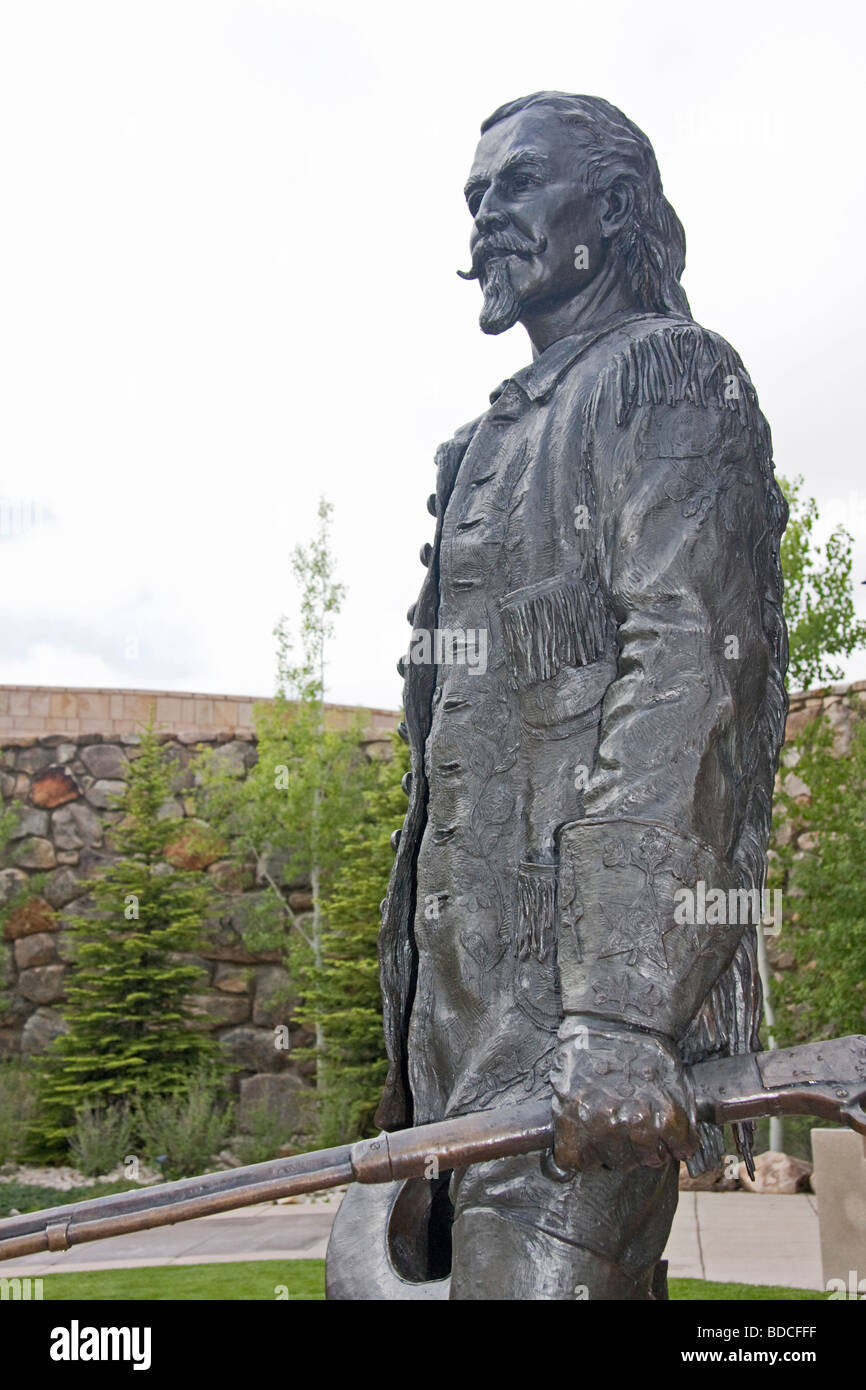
[0,683,399,742]
[0,698,398,1132]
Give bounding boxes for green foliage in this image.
[768,698,866,1045]
[68,1099,137,1177]
[779,474,866,692]
[38,719,223,1146]
[133,1065,235,1180]
[297,733,409,1145]
[233,1098,292,1165]
[0,1058,40,1164]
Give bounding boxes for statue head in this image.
[461,92,691,338]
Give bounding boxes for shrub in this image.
[69,1100,137,1178]
[134,1067,235,1180]
[233,1099,292,1166]
[0,1059,39,1164]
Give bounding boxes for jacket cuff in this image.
[556,818,742,1041]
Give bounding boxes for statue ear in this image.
[600,181,634,239]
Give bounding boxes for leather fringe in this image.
[584,322,758,439]
[500,575,611,690]
[516,862,557,962]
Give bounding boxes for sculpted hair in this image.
[481,92,692,319]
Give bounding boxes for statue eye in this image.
[508,172,536,194]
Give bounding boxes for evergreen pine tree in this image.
[39,720,221,1145]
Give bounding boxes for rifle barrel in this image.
[1,1035,864,1265]
[0,1145,354,1262]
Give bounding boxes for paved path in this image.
[665,1192,821,1290]
[0,1193,823,1290]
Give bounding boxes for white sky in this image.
[1,0,864,708]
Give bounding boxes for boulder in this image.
[84,779,127,810]
[207,859,255,892]
[14,836,56,870]
[739,1150,813,1194]
[3,897,58,939]
[16,746,53,775]
[288,890,314,913]
[42,867,90,909]
[678,1161,740,1192]
[30,767,80,808]
[186,992,250,1028]
[212,963,251,994]
[163,820,226,871]
[20,1007,69,1055]
[238,1072,309,1132]
[208,740,255,777]
[13,932,57,969]
[17,963,66,1004]
[0,868,28,909]
[7,807,49,840]
[219,1026,290,1073]
[202,911,280,964]
[79,744,128,780]
[0,992,35,1025]
[51,801,104,851]
[252,965,294,1027]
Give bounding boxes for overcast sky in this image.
[1,0,864,710]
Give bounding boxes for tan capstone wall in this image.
[0,685,398,744]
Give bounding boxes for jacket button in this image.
[390,828,402,852]
[397,721,409,743]
[401,771,412,796]
[420,542,433,566]
[406,603,416,624]
[397,655,407,678]
[427,493,438,517]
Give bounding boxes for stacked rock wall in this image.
[0,714,393,1132]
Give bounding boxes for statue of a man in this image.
[332,92,788,1300]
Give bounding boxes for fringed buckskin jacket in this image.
[376,309,788,1174]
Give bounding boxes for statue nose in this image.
[474,208,509,237]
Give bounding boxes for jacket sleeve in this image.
[556,327,787,1044]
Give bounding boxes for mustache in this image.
[457,230,548,281]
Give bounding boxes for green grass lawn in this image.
[12,1262,828,1301]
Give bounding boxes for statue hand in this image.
[550,1017,699,1172]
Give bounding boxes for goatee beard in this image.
[479,257,523,335]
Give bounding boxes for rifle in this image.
[1,1035,864,1265]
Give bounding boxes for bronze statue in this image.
[328,91,789,1299]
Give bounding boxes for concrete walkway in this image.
[0,1192,823,1290]
[665,1192,821,1289]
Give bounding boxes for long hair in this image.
[481,92,692,319]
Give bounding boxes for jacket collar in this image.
[489,310,671,406]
